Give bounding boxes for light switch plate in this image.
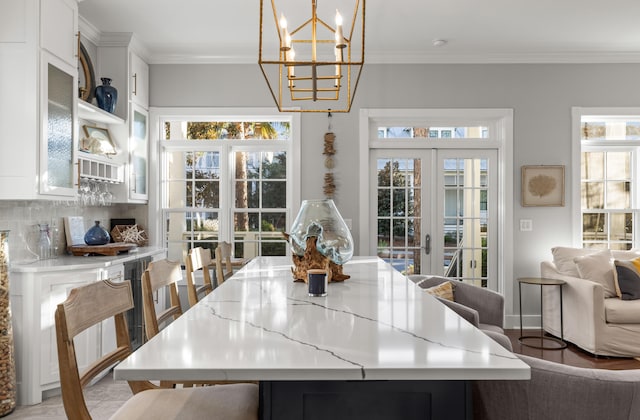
[520,219,533,231]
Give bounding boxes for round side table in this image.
[518,277,567,350]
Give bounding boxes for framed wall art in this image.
[521,165,565,207]
[81,125,118,156]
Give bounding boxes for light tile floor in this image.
[3,372,131,420]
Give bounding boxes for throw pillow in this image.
[613,257,640,300]
[424,281,454,301]
[551,246,597,276]
[574,249,617,298]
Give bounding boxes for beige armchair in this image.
[473,354,640,420]
[411,275,510,350]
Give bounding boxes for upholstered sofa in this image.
[540,247,640,357]
[473,354,640,420]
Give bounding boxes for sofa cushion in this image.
[611,249,640,260]
[551,246,597,276]
[604,297,640,323]
[613,257,640,300]
[551,248,640,277]
[574,249,617,298]
[424,281,454,301]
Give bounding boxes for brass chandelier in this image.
[259,0,365,113]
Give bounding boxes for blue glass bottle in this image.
[84,221,110,245]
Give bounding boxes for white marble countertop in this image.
[10,246,166,272]
[114,256,530,382]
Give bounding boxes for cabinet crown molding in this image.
[78,15,100,45]
[95,32,150,62]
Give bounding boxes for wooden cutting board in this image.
[68,242,137,256]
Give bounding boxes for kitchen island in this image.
[115,256,529,419]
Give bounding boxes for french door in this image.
[370,149,497,288]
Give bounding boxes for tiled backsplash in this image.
[0,201,148,264]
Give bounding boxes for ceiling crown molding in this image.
[146,50,640,65]
[148,53,257,65]
[366,50,640,64]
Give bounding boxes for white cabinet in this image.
[99,264,125,358]
[39,269,101,391]
[0,0,78,200]
[40,0,77,66]
[96,35,149,203]
[130,51,149,109]
[10,249,166,405]
[96,34,149,120]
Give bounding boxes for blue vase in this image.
[84,221,110,245]
[95,77,118,114]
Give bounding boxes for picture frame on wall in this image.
[521,165,565,207]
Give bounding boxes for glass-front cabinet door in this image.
[129,104,148,200]
[40,52,76,196]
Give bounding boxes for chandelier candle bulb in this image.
[280,14,290,49]
[335,10,345,47]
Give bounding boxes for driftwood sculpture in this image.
[283,233,350,283]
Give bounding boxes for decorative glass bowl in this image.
[289,199,354,265]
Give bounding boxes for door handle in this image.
[423,234,431,255]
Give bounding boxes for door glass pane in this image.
[376,158,421,274]
[442,158,488,287]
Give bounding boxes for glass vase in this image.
[95,77,118,114]
[289,199,354,265]
[84,221,110,246]
[0,231,16,416]
[37,223,51,260]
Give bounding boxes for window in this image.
[575,109,640,249]
[377,126,489,139]
[159,110,299,264]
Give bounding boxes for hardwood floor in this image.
[504,329,640,370]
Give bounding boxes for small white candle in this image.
[285,31,292,50]
[288,48,295,79]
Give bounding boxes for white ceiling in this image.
[78,0,640,64]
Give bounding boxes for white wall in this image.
[149,62,640,326]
